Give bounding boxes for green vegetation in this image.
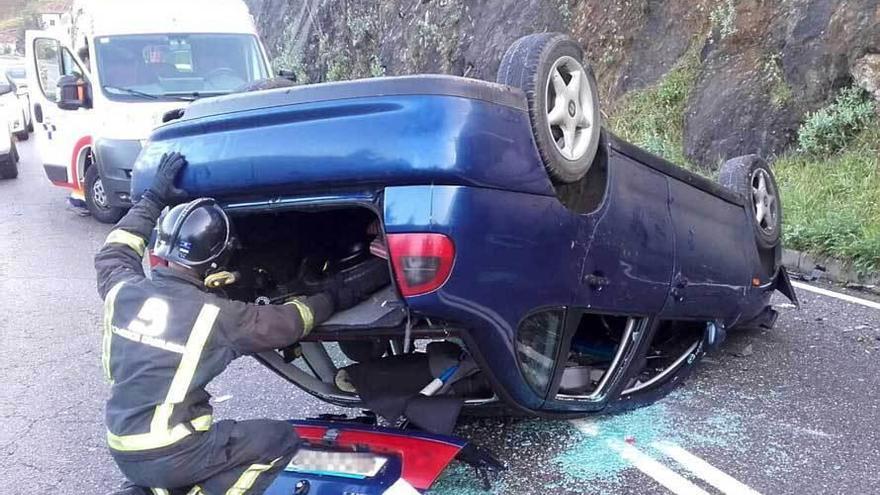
[609,50,879,274]
[762,54,792,109]
[776,119,880,274]
[556,0,573,27]
[709,0,738,40]
[796,86,876,155]
[607,47,701,169]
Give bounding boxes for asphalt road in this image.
[1,139,878,494]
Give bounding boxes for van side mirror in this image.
[57,75,91,110]
[0,82,11,96]
[277,69,298,82]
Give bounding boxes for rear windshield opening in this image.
[225,206,389,306]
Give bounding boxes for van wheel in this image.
[497,33,601,184]
[719,155,781,249]
[85,166,125,224]
[14,130,28,141]
[0,142,18,180]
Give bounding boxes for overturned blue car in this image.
[132,33,798,424]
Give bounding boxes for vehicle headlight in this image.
[516,309,566,395]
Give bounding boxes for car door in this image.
[577,151,675,315]
[662,179,753,320]
[25,31,93,190]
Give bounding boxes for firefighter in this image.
[95,152,386,495]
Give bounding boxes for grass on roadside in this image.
[775,121,880,275]
[607,48,880,275]
[606,47,701,171]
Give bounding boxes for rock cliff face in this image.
[246,0,880,169]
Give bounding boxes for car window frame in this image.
[33,37,89,105]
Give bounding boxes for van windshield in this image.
[95,33,268,101]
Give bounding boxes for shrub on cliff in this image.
[797,87,876,155]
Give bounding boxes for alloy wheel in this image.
[545,56,595,160]
[751,168,777,234]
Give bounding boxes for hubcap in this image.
[93,177,109,209]
[545,56,595,160]
[751,169,777,234]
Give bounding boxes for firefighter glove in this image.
[147,152,188,206]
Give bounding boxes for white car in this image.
[0,116,19,180]
[0,60,30,141]
[4,64,32,140]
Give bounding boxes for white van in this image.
[25,0,273,222]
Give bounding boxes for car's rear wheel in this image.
[497,33,601,184]
[14,129,28,141]
[719,155,781,250]
[0,141,19,180]
[84,165,125,224]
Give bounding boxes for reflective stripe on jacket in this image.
[94,196,332,452]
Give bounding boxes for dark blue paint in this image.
[383,185,583,410]
[662,177,754,319]
[132,95,553,200]
[578,152,673,315]
[132,78,782,415]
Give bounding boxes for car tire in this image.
[719,155,781,250]
[14,130,28,141]
[0,141,18,180]
[84,165,126,224]
[496,32,601,184]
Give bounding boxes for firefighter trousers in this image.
[112,419,300,495]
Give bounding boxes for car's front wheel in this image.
[0,141,19,180]
[14,130,28,141]
[719,155,782,250]
[497,33,601,184]
[84,165,125,224]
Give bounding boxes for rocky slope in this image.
[246,0,880,169]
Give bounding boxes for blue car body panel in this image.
[132,75,786,415]
[132,91,554,200]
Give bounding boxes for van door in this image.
[25,31,93,195]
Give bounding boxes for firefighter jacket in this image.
[94,196,332,453]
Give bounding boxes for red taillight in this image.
[386,233,455,297]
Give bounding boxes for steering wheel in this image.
[205,67,238,80]
[204,67,244,90]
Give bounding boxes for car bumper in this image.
[94,138,141,207]
[9,118,24,133]
[0,132,11,155]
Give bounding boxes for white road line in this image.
[570,420,710,495]
[654,442,762,495]
[791,281,880,310]
[606,439,711,495]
